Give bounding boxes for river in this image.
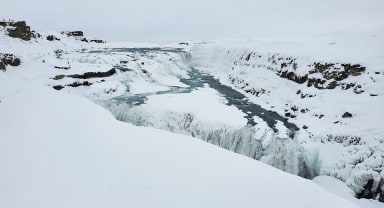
[92,47,299,138]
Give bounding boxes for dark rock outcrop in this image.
[279,71,308,84]
[0,21,35,41]
[52,75,65,80]
[357,179,384,202]
[245,53,252,61]
[67,81,92,87]
[52,81,93,90]
[60,31,103,43]
[0,53,21,71]
[233,52,368,95]
[51,69,116,82]
[309,63,365,81]
[0,62,5,70]
[325,135,361,145]
[67,68,116,79]
[53,85,65,90]
[53,49,64,59]
[280,62,366,92]
[90,39,105,43]
[342,112,353,118]
[62,31,84,37]
[54,66,71,70]
[47,35,60,41]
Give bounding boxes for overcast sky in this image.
[3,0,384,42]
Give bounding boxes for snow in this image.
[0,76,359,208]
[1,21,383,207]
[128,80,170,94]
[314,176,384,208]
[187,31,384,205]
[140,87,247,127]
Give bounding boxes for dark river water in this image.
[91,48,299,138]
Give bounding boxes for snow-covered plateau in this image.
[0,21,383,208]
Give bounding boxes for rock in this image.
[302,125,308,129]
[90,39,105,43]
[310,62,334,74]
[342,112,353,118]
[237,52,367,94]
[353,85,364,94]
[53,85,64,90]
[291,106,298,112]
[341,83,355,90]
[141,69,148,74]
[326,81,338,89]
[0,53,21,71]
[285,112,291,117]
[356,179,384,202]
[370,94,378,97]
[342,64,366,76]
[245,53,252,61]
[47,35,60,41]
[67,81,92,87]
[54,49,64,59]
[54,66,71,70]
[279,71,308,84]
[63,31,84,37]
[307,78,326,89]
[0,62,5,71]
[1,21,34,41]
[67,68,116,79]
[52,75,65,80]
[296,75,308,84]
[2,54,21,66]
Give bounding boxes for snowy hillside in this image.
[0,21,383,207]
[0,73,361,208]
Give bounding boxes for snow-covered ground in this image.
[117,87,247,127]
[1,22,383,207]
[0,73,360,208]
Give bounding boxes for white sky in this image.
[2,0,384,42]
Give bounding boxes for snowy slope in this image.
[0,66,360,208]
